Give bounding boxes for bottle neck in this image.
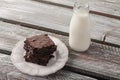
[73,2,89,14]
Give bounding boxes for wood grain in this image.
[0,54,96,80]
[7,70,97,80]
[0,0,120,45]
[34,0,120,20]
[105,28,120,44]
[40,0,120,6]
[35,0,120,19]
[0,21,120,79]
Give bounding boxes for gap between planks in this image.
[0,53,97,80]
[33,0,120,20]
[0,0,120,45]
[0,21,120,80]
[0,18,120,48]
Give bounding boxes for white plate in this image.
[11,35,68,76]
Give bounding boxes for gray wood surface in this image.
[0,0,120,45]
[40,0,120,6]
[36,0,120,18]
[0,53,96,80]
[0,21,120,79]
[105,28,120,44]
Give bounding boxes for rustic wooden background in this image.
[0,0,120,80]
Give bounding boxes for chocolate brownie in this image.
[24,34,57,66]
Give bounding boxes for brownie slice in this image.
[24,34,57,66]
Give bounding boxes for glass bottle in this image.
[69,2,91,52]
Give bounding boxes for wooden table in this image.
[0,0,120,80]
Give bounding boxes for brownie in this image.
[24,34,57,66]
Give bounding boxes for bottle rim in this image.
[73,2,89,14]
[74,2,89,10]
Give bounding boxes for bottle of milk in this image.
[69,2,91,52]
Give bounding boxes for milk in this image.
[69,4,91,52]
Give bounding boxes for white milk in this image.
[69,4,91,52]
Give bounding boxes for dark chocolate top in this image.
[25,34,55,48]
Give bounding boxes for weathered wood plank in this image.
[0,0,70,32]
[7,70,96,80]
[0,53,17,80]
[0,0,120,45]
[40,0,120,6]
[0,21,120,79]
[0,53,96,80]
[105,28,120,44]
[90,2,120,18]
[36,0,120,18]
